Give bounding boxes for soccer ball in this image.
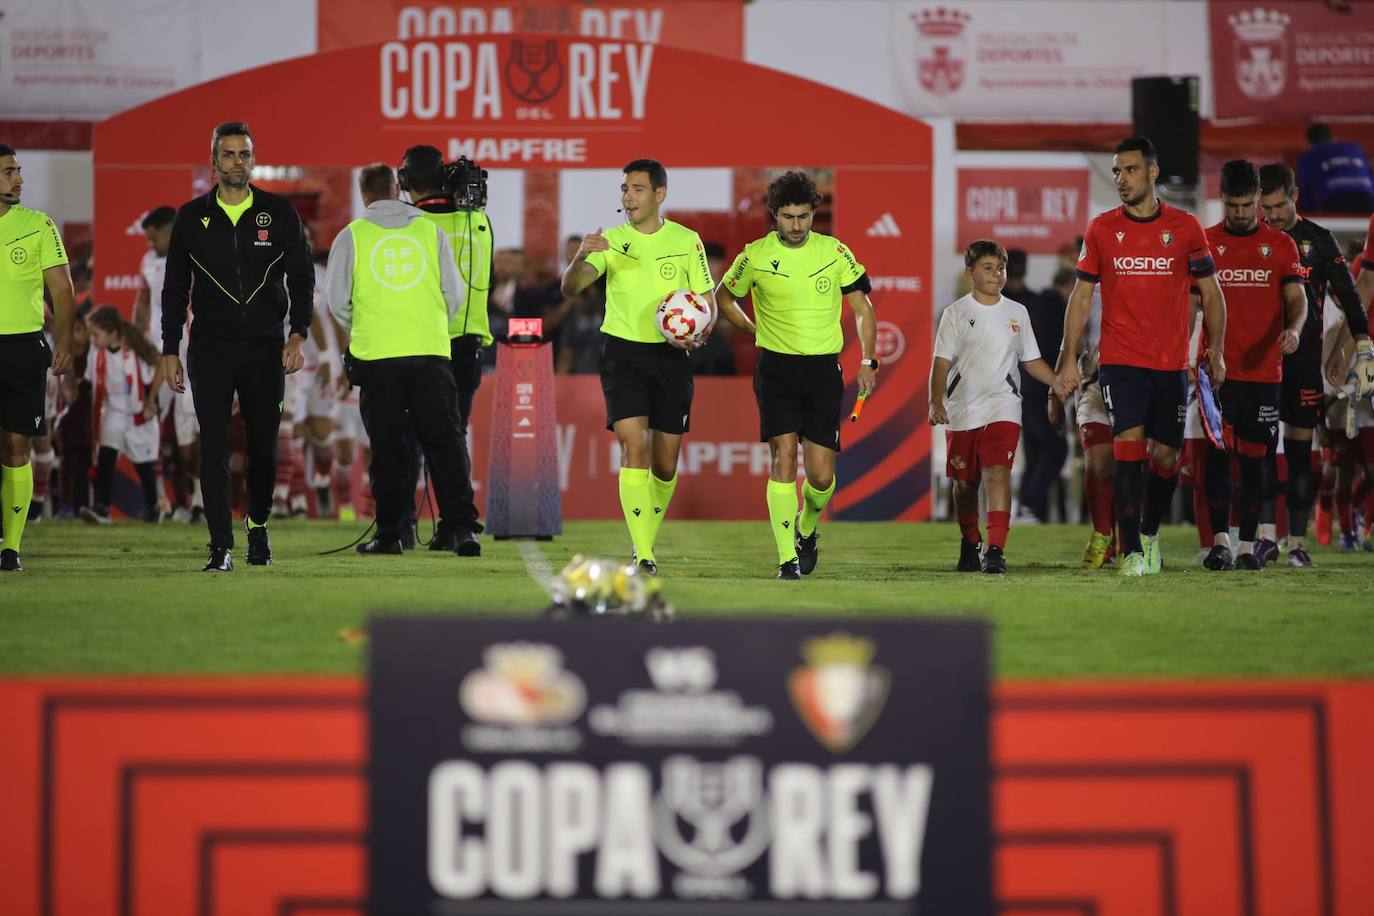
[656,289,712,345]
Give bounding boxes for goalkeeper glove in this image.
[1357,338,1374,398]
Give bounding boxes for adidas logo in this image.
[865,213,902,237]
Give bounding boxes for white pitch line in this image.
[517,540,555,596]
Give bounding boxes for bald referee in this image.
[0,144,76,572]
[716,171,878,579]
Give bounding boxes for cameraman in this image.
[399,145,489,551]
[325,164,480,556]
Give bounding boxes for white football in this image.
[656,289,712,344]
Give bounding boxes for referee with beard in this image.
[162,122,314,572]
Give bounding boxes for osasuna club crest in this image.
[1300,239,1314,258]
[1259,243,1271,259]
[1159,229,1173,247]
[787,633,890,753]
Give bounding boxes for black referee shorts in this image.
[1281,335,1324,428]
[599,334,693,434]
[753,348,844,450]
[0,331,51,438]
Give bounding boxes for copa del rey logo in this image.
[912,6,971,96]
[1229,7,1291,100]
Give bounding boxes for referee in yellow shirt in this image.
[0,144,77,572]
[560,158,716,574]
[716,171,879,579]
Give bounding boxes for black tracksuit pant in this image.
[188,337,284,549]
[359,356,479,542]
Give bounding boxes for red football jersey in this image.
[1077,203,1214,370]
[1203,221,1303,383]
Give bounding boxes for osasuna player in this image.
[715,171,878,579]
[560,159,715,575]
[1257,163,1374,563]
[931,240,1057,574]
[1056,137,1227,577]
[1050,287,1116,568]
[1195,160,1307,571]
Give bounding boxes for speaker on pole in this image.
[1131,75,1199,187]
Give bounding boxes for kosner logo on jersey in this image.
[369,618,992,914]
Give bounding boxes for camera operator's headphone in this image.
[398,145,444,195]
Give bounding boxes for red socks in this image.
[987,510,1010,549]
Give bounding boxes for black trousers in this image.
[359,356,479,542]
[1018,384,1068,520]
[403,335,485,530]
[188,337,284,549]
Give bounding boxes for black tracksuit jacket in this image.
[160,184,314,355]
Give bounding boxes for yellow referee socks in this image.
[619,467,655,563]
[799,477,835,538]
[766,478,800,564]
[647,471,677,551]
[2,463,34,552]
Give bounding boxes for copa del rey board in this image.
[368,617,992,914]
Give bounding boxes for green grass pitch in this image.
[1,518,1370,677]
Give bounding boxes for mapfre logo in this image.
[912,7,971,95]
[1229,7,1290,100]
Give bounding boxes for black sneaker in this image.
[399,526,417,550]
[1203,544,1234,571]
[79,505,111,525]
[638,558,658,575]
[245,519,272,566]
[203,547,232,572]
[981,545,1007,574]
[795,516,820,575]
[357,536,404,555]
[777,558,801,580]
[315,487,333,518]
[428,528,460,552]
[1236,551,1263,571]
[454,531,481,557]
[1,548,23,572]
[958,539,982,572]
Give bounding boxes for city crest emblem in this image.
[787,633,890,753]
[1229,8,1290,101]
[1159,230,1173,247]
[913,7,971,96]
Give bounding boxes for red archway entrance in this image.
[94,35,935,520]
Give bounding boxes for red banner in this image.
[956,167,1088,256]
[318,1,744,58]
[1210,0,1374,119]
[93,167,193,316]
[469,376,766,521]
[6,678,1374,915]
[831,167,934,521]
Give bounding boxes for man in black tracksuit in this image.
[161,121,314,572]
[1257,162,1373,562]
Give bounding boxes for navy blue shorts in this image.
[1098,364,1186,448]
